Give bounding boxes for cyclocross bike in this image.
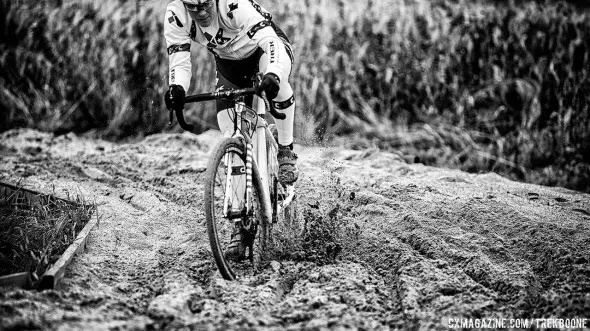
[169,79,297,280]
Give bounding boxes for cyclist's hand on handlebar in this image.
[255,73,280,100]
[164,84,185,111]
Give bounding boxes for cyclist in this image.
[163,0,298,261]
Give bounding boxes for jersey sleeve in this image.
[164,2,192,92]
[228,0,289,83]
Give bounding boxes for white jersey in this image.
[164,0,290,92]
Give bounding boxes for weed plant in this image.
[0,189,93,286]
[270,205,347,265]
[270,174,361,264]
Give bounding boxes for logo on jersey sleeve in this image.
[269,40,277,63]
[247,20,271,38]
[167,10,183,27]
[167,44,191,55]
[227,3,238,19]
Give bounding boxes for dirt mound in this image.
[1,129,589,330]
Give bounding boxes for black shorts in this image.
[214,22,293,112]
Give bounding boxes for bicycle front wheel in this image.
[204,138,269,280]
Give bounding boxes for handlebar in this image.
[168,87,286,132]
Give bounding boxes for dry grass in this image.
[0,188,93,286]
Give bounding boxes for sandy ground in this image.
[0,128,589,330]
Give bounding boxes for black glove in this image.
[164,85,185,111]
[255,73,280,100]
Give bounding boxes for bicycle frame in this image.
[232,94,295,224]
[175,87,295,226]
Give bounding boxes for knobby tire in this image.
[204,138,269,280]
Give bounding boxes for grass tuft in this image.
[0,186,94,287]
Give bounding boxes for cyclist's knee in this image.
[275,80,293,102]
[217,109,234,136]
[272,94,295,111]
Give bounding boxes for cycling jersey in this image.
[164,0,292,92]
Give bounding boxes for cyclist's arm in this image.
[164,3,192,92]
[229,0,290,83]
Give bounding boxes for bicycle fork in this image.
[245,143,253,215]
[222,141,254,219]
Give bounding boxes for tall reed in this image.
[1,0,588,190]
